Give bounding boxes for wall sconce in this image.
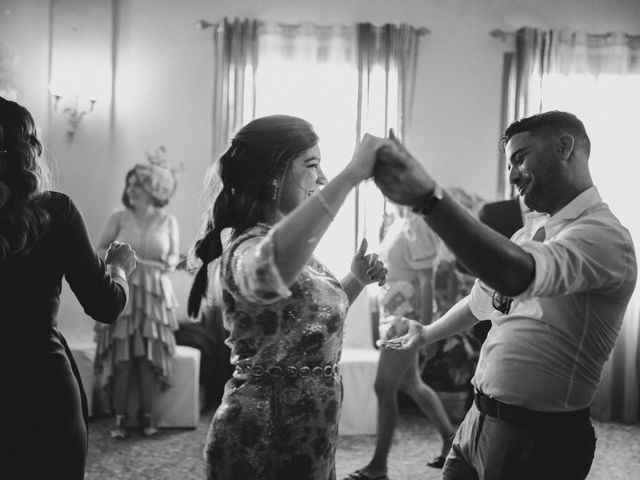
[50,92,96,142]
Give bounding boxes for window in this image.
[254,58,358,277]
[252,29,398,277]
[540,74,640,251]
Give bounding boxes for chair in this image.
[126,345,201,428]
[338,294,380,435]
[339,347,380,435]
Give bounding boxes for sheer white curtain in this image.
[354,23,423,255]
[254,22,357,278]
[210,18,259,158]
[353,23,423,348]
[508,27,640,423]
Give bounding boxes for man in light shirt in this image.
[373,111,637,480]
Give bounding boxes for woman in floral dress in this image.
[188,115,388,480]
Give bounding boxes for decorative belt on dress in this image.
[234,363,340,379]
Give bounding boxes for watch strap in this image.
[411,183,443,216]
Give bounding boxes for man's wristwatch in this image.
[411,183,444,216]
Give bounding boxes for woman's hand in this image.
[379,316,427,351]
[345,134,389,184]
[164,252,181,272]
[373,129,436,207]
[350,238,387,287]
[105,241,137,276]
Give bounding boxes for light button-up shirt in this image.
[469,187,637,411]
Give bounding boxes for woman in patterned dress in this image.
[188,115,388,480]
[94,157,180,438]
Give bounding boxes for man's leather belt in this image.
[474,389,590,427]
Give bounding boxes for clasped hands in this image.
[352,130,437,210]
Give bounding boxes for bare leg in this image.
[111,361,132,438]
[112,361,132,415]
[134,358,158,414]
[401,353,456,460]
[355,348,415,477]
[134,357,159,436]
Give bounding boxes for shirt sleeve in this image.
[467,279,497,320]
[222,227,292,305]
[63,197,128,323]
[516,217,636,301]
[404,215,440,270]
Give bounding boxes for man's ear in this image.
[557,133,575,161]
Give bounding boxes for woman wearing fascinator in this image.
[188,115,389,480]
[94,148,181,439]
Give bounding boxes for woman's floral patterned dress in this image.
[204,224,349,480]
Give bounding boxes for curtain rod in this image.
[196,19,429,35]
[490,28,640,41]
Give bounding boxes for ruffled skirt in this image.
[94,264,179,390]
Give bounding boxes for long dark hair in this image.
[187,115,319,317]
[0,97,51,263]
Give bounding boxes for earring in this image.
[272,180,279,201]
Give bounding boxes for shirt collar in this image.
[546,186,601,230]
[523,209,550,240]
[521,186,601,240]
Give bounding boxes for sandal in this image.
[426,456,445,469]
[140,413,158,437]
[110,414,127,440]
[427,432,455,469]
[342,469,390,480]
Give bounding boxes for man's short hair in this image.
[500,110,591,155]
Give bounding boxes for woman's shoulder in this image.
[221,224,271,263]
[98,207,127,228]
[39,190,76,217]
[232,224,271,243]
[41,190,69,206]
[156,209,179,225]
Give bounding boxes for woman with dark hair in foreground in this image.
[0,96,136,479]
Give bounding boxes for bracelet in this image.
[315,192,337,219]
